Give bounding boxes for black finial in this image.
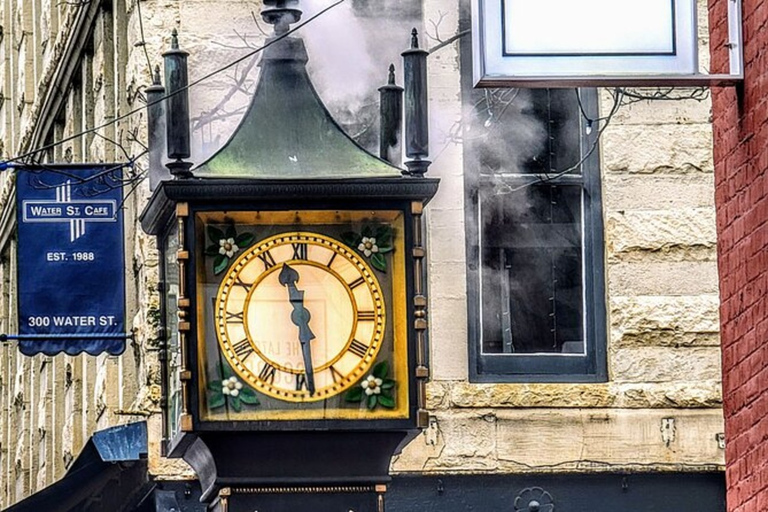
[152,65,161,86]
[171,28,179,49]
[388,63,396,85]
[411,28,419,49]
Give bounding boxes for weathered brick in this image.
[711,0,768,506]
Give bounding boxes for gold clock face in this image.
[215,232,386,402]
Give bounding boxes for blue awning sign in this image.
[15,166,127,356]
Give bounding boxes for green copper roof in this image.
[194,36,402,179]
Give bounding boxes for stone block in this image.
[610,295,720,347]
[611,347,722,383]
[615,381,722,408]
[606,208,717,261]
[429,297,469,381]
[607,261,719,296]
[493,409,724,471]
[603,174,716,211]
[604,90,712,126]
[602,124,714,174]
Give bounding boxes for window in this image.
[463,68,607,381]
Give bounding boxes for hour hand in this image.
[279,264,316,394]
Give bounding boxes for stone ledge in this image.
[427,380,722,409]
[392,408,725,473]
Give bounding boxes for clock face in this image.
[195,209,410,422]
[215,232,385,402]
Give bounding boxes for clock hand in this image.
[278,263,316,394]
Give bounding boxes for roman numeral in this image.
[348,339,368,358]
[357,311,376,321]
[231,338,254,360]
[258,364,276,384]
[326,252,337,268]
[257,250,276,270]
[348,276,365,289]
[233,277,251,291]
[292,242,308,260]
[226,311,244,324]
[329,365,344,383]
[296,373,309,391]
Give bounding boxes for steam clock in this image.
[140,1,437,510]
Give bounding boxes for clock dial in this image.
[215,232,386,402]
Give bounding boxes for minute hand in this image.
[278,263,316,394]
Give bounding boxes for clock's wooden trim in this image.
[176,204,193,432]
[140,178,440,236]
[411,201,430,428]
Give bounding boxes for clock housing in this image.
[140,178,438,456]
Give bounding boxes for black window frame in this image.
[463,85,607,383]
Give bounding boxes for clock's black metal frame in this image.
[142,177,439,501]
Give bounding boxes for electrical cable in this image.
[1,0,346,167]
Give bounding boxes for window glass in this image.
[480,183,584,355]
[462,28,606,381]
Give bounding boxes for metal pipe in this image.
[163,29,193,178]
[402,28,430,176]
[379,64,403,167]
[146,65,168,190]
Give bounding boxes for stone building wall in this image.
[0,0,723,508]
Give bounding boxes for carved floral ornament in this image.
[513,487,554,512]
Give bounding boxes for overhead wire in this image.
[2,0,347,167]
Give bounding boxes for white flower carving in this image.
[361,374,383,396]
[221,376,243,397]
[357,237,379,258]
[219,238,239,258]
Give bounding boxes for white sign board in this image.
[471,0,731,87]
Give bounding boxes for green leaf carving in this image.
[370,252,386,272]
[378,394,395,409]
[208,394,225,409]
[238,388,260,405]
[367,394,378,410]
[342,231,360,247]
[207,226,225,244]
[213,254,228,275]
[236,232,255,248]
[345,386,364,402]
[375,226,392,245]
[373,361,389,379]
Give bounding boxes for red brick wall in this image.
[710,0,768,509]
